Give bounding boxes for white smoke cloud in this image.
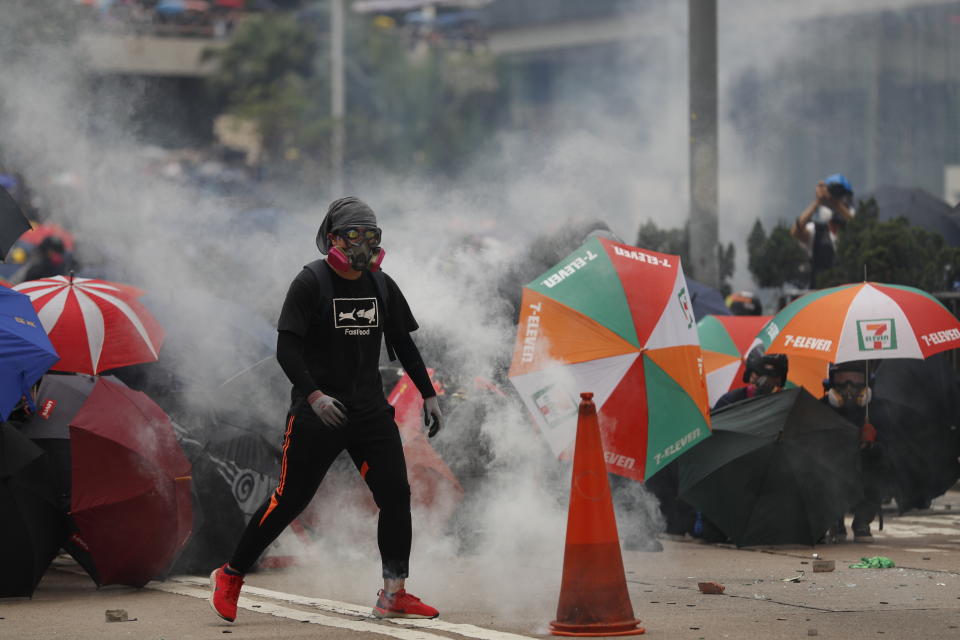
[0,0,942,628]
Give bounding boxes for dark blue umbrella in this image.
[686,276,731,320]
[154,0,183,14]
[0,286,59,419]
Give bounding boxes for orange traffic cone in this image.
[550,392,645,637]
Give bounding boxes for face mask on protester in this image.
[316,197,386,272]
[753,375,781,396]
[827,379,872,409]
[328,226,385,272]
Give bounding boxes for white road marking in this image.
[164,575,538,640]
[874,514,960,538]
[151,583,449,640]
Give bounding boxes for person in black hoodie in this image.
[11,236,75,284]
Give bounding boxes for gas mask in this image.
[753,375,781,396]
[826,380,872,410]
[327,227,385,272]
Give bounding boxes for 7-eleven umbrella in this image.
[12,275,164,375]
[508,238,711,482]
[697,314,771,406]
[760,282,960,364]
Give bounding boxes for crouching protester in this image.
[689,349,789,544]
[822,360,883,544]
[209,197,444,623]
[712,349,789,410]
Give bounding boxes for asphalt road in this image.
[4,495,960,640]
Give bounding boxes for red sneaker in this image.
[372,588,439,619]
[209,564,244,622]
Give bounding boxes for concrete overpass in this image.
[77,0,958,78]
[77,11,644,78]
[79,32,226,77]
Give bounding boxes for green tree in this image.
[343,29,499,175]
[203,12,499,176]
[818,198,960,291]
[746,220,765,277]
[203,14,323,165]
[746,219,808,288]
[635,219,735,294]
[636,219,687,256]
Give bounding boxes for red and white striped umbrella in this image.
[13,275,164,375]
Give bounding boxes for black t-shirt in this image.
[810,222,835,272]
[277,263,418,419]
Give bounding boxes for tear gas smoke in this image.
[0,0,941,625]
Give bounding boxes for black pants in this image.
[229,403,412,578]
[852,446,885,530]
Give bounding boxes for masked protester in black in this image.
[689,350,789,544]
[208,197,443,624]
[10,236,76,285]
[712,350,788,410]
[821,361,883,543]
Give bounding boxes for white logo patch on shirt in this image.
[334,297,379,334]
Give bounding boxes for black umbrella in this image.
[871,354,960,513]
[167,428,279,573]
[166,358,285,573]
[678,388,863,547]
[863,185,960,246]
[0,186,31,262]
[0,422,69,597]
[206,355,286,475]
[17,373,100,511]
[167,430,249,575]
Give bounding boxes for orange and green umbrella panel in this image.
[508,237,711,482]
[760,282,960,364]
[697,314,771,407]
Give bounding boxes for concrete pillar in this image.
[688,0,719,288]
[331,0,345,195]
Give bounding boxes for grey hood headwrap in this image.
[316,196,379,254]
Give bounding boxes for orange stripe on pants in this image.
[260,414,296,527]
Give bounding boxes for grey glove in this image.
[308,390,347,427]
[424,395,443,438]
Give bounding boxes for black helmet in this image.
[756,353,788,382]
[743,345,788,383]
[827,360,870,385]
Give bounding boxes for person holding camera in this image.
[790,173,855,289]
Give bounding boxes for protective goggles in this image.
[832,380,866,393]
[336,226,381,247]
